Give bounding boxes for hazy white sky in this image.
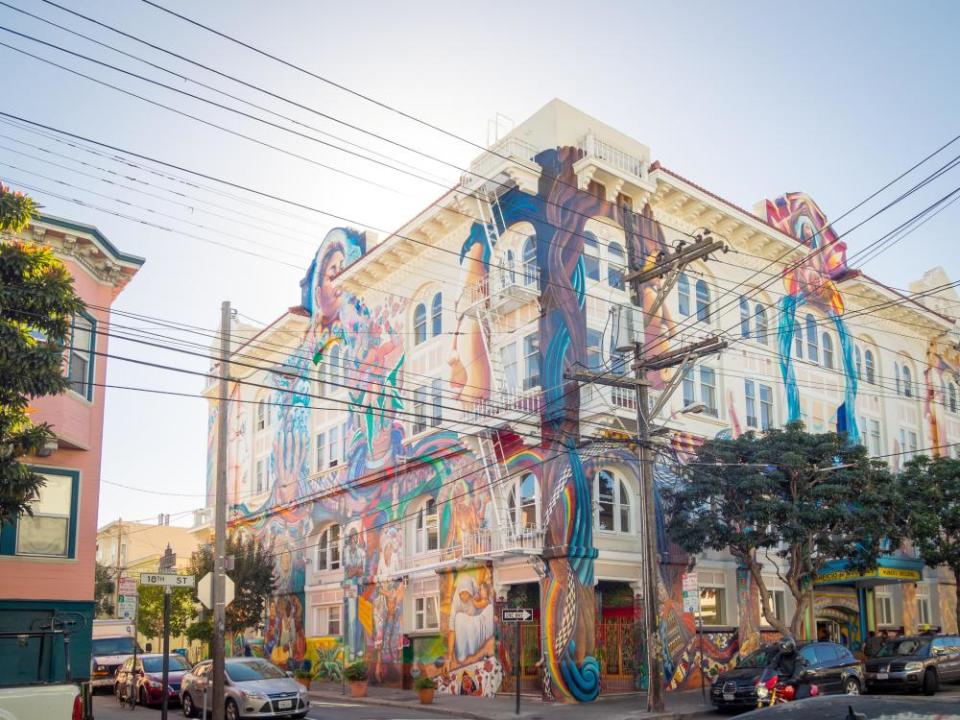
[1,0,958,526]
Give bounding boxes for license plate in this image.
[723,693,735,701]
[278,700,293,709]
[876,672,888,680]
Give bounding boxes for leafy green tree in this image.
[137,584,196,640]
[1,184,84,525]
[666,422,901,636]
[898,454,960,632]
[94,561,116,618]
[187,534,276,638]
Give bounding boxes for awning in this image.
[815,556,924,588]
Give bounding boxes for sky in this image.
[1,0,958,527]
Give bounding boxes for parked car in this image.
[710,642,864,710]
[114,653,192,707]
[865,634,960,695]
[180,658,310,719]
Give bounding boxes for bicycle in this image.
[116,671,137,711]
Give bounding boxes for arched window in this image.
[256,399,267,432]
[522,235,537,287]
[754,304,768,345]
[506,249,516,283]
[678,273,690,316]
[805,314,819,364]
[431,292,442,337]
[507,473,539,533]
[950,383,958,414]
[415,498,439,553]
[895,363,901,395]
[794,321,803,359]
[695,280,710,323]
[739,297,751,338]
[607,242,625,290]
[864,350,876,385]
[413,303,427,345]
[902,364,913,398]
[315,524,341,571]
[595,469,632,534]
[855,346,863,380]
[822,333,834,370]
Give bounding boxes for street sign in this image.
[139,572,196,588]
[681,572,700,615]
[501,608,533,623]
[117,576,138,620]
[196,572,235,610]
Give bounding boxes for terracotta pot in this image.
[350,681,368,698]
[418,688,435,704]
[296,677,311,691]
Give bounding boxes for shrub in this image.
[414,676,436,690]
[344,661,368,682]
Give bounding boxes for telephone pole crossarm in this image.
[623,237,727,285]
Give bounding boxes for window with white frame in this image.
[523,333,540,390]
[255,459,265,494]
[583,232,600,282]
[700,366,718,417]
[430,379,443,427]
[695,280,711,323]
[67,313,95,399]
[682,366,695,407]
[595,469,632,534]
[759,384,773,430]
[899,428,918,460]
[413,303,427,345]
[865,349,876,385]
[502,343,518,392]
[869,419,882,456]
[316,431,326,471]
[414,595,440,631]
[754,304,768,345]
[314,604,342,636]
[522,235,537,287]
[327,425,341,467]
[431,293,442,337]
[257,399,267,431]
[16,472,74,557]
[855,346,863,380]
[760,577,786,625]
[315,524,341,571]
[805,314,819,364]
[678,273,690,316]
[917,583,932,626]
[607,242,626,290]
[902,364,913,398]
[875,590,894,626]
[950,383,958,414]
[413,387,428,434]
[745,380,758,428]
[739,297,751,338]
[697,570,727,626]
[793,321,803,359]
[586,327,603,372]
[822,333,834,370]
[507,472,539,533]
[414,498,439,553]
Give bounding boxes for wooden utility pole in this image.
[212,300,231,720]
[114,517,123,616]
[567,231,726,712]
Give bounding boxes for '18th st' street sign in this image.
[139,572,196,588]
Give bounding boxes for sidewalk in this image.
[307,682,716,720]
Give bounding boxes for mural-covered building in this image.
[206,99,960,701]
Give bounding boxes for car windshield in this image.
[226,660,286,682]
[142,656,191,673]
[92,637,136,656]
[737,647,775,668]
[877,639,930,657]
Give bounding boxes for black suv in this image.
[710,642,865,710]
[865,635,960,695]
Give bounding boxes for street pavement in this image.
[91,684,960,720]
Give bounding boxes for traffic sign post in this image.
[117,577,138,620]
[501,608,533,715]
[196,572,235,610]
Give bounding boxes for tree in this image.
[1,184,84,525]
[187,534,276,638]
[899,454,960,632]
[136,585,196,640]
[94,561,116,618]
[666,422,901,636]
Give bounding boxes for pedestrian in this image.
[864,631,883,657]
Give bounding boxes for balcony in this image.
[462,264,540,317]
[463,525,545,558]
[461,387,543,428]
[573,132,655,202]
[464,137,541,194]
[580,383,637,418]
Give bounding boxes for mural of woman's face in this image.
[317,248,345,322]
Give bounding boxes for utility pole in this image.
[567,231,726,713]
[212,300,231,720]
[159,544,176,720]
[114,517,123,616]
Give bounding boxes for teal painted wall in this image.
[0,600,93,685]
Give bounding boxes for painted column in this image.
[630,582,646,692]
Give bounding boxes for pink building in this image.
[0,215,143,684]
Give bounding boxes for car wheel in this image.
[844,677,860,695]
[922,668,938,696]
[182,692,198,718]
[225,698,240,720]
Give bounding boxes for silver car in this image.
[180,658,310,720]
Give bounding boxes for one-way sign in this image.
[502,608,533,623]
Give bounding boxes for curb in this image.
[306,689,715,720]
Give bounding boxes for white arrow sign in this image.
[501,608,533,623]
[196,572,235,610]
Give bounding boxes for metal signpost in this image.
[117,576,138,620]
[502,608,533,714]
[681,572,705,701]
[141,552,195,720]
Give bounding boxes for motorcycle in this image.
[755,667,820,708]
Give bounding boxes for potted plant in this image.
[293,668,312,690]
[414,675,436,704]
[344,661,369,697]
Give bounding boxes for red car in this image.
[114,653,192,707]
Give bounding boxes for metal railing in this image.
[467,136,539,184]
[463,525,545,557]
[461,387,543,424]
[462,264,540,311]
[581,132,645,179]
